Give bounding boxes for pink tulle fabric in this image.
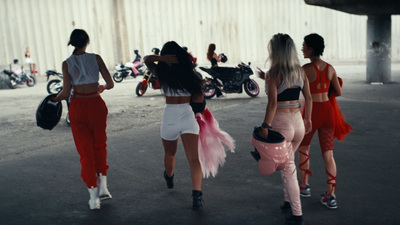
[196,108,235,178]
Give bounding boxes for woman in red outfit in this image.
[298,33,344,210]
[52,29,114,210]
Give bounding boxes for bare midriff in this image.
[165,96,191,104]
[277,100,301,113]
[311,92,329,102]
[73,82,100,98]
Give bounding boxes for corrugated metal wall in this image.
[1,0,399,74]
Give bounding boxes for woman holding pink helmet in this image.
[256,33,312,225]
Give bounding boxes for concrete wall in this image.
[1,0,400,74]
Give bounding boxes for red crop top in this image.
[309,63,330,94]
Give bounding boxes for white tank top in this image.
[161,86,191,97]
[66,53,99,85]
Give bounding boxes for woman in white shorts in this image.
[144,41,204,210]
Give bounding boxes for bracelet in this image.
[261,123,272,129]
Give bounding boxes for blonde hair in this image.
[267,33,303,87]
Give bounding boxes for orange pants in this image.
[69,96,109,188]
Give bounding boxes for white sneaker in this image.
[88,187,100,210]
[98,174,112,200]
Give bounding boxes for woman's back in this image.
[67,53,99,85]
[303,60,332,102]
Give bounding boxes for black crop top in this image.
[211,58,218,67]
[277,87,301,101]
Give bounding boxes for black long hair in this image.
[68,29,90,54]
[157,41,203,96]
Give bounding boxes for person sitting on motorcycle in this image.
[132,49,142,75]
[144,41,205,210]
[207,43,222,68]
[206,43,224,97]
[24,47,38,74]
[9,59,23,78]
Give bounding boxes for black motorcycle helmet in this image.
[152,47,160,55]
[36,94,62,130]
[134,49,139,54]
[220,53,228,63]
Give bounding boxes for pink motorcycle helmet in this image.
[251,126,288,175]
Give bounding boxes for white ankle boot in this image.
[98,173,112,200]
[88,186,100,210]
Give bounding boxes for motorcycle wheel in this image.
[204,83,216,99]
[113,72,124,83]
[135,82,148,96]
[47,80,62,94]
[26,75,36,87]
[244,79,260,97]
[7,78,17,89]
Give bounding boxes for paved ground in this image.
[0,63,400,225]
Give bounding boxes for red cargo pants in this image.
[69,96,109,188]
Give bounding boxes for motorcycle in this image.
[2,67,36,89]
[199,62,260,99]
[46,70,63,94]
[113,62,145,83]
[135,70,160,96]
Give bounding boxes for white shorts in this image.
[161,103,199,140]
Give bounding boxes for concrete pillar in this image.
[366,15,391,84]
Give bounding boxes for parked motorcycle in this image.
[46,70,63,94]
[2,67,36,89]
[199,62,259,99]
[135,70,160,96]
[113,62,145,83]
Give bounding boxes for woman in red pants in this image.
[52,29,114,210]
[298,33,351,210]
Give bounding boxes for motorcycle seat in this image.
[199,67,219,77]
[46,70,58,75]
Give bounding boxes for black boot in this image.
[192,190,203,210]
[280,201,292,214]
[284,215,305,225]
[163,171,174,189]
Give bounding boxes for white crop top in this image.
[161,86,191,97]
[66,53,99,85]
[265,73,304,95]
